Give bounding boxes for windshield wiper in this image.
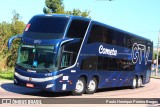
[45,69,53,72]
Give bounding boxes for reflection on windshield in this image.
[17,44,57,71]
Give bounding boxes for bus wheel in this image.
[137,77,142,88]
[72,77,86,96]
[131,77,137,89]
[85,77,98,94]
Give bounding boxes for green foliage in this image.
[44,0,64,14]
[65,9,90,18]
[0,70,14,80]
[0,10,25,69]
[43,0,90,18]
[153,51,160,60]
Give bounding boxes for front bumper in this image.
[14,72,63,92]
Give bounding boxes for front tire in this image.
[72,77,86,96]
[85,77,98,94]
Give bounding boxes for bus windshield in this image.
[23,16,69,39]
[16,44,57,71]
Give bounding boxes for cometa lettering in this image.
[99,45,117,56]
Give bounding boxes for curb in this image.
[0,79,13,83]
[150,77,160,79]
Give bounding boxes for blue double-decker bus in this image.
[8,14,153,95]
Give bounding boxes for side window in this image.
[81,56,98,70]
[87,25,104,43]
[118,59,129,71]
[102,57,109,70]
[80,56,135,71]
[60,45,77,69]
[103,28,107,43]
[126,35,132,48]
[107,29,116,45]
[108,58,117,71]
[66,20,89,38]
[116,31,126,47]
[117,59,135,71]
[97,57,103,70]
[61,52,73,68]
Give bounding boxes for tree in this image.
[43,0,64,14]
[0,10,25,69]
[43,0,90,18]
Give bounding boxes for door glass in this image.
[61,52,73,69]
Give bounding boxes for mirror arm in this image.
[8,34,22,49]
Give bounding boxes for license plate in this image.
[26,83,34,88]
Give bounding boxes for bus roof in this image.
[34,14,91,22]
[34,14,152,42]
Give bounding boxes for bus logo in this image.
[29,77,32,81]
[132,43,151,65]
[99,45,117,56]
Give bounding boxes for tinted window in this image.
[126,35,148,49]
[27,16,69,33]
[126,35,132,48]
[107,29,116,45]
[108,58,118,71]
[97,57,103,70]
[67,20,89,38]
[23,16,69,39]
[81,56,98,70]
[81,56,135,71]
[87,24,148,50]
[117,59,133,71]
[87,25,104,43]
[103,28,107,43]
[116,31,126,47]
[87,25,116,45]
[102,57,109,70]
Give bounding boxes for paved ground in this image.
[0,78,160,107]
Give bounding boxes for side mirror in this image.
[8,34,22,50]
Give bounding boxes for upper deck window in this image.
[87,24,116,44]
[87,25,104,43]
[23,16,69,39]
[66,20,89,38]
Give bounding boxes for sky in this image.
[0,0,159,47]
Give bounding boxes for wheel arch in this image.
[79,75,88,83]
[140,75,143,83]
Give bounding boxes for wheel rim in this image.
[88,80,96,92]
[140,78,142,85]
[138,78,140,86]
[75,80,84,93]
[137,78,142,87]
[133,78,136,87]
[139,78,142,86]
